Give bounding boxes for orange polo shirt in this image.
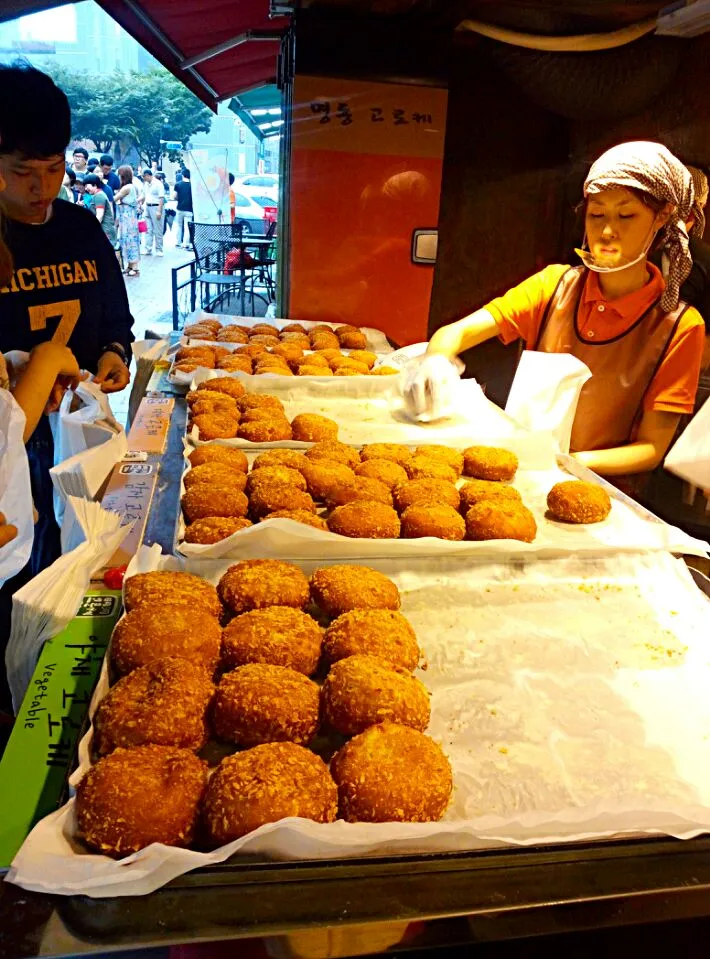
[486,263,704,415]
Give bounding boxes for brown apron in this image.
[533,266,688,453]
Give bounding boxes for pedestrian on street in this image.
[114,164,141,276]
[174,168,193,248]
[142,168,164,256]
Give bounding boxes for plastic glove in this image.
[403,352,462,423]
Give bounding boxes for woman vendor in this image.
[405,142,704,478]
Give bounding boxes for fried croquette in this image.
[246,466,308,494]
[221,606,323,674]
[124,570,221,617]
[293,353,329,369]
[249,484,316,519]
[184,462,247,492]
[212,664,320,748]
[298,364,334,376]
[250,323,279,335]
[95,658,214,754]
[393,478,460,513]
[290,413,339,442]
[186,388,224,407]
[237,393,285,413]
[238,419,293,442]
[216,327,249,344]
[240,407,290,425]
[370,366,399,375]
[310,334,339,351]
[301,460,356,500]
[325,477,393,508]
[305,441,360,469]
[328,501,400,539]
[459,480,521,513]
[202,743,337,845]
[360,443,413,467]
[218,559,310,614]
[281,322,308,334]
[236,343,268,358]
[547,480,612,524]
[348,349,376,369]
[184,516,253,544]
[354,458,408,490]
[76,745,207,856]
[465,501,537,543]
[271,343,304,362]
[333,367,359,376]
[413,445,464,476]
[280,332,312,348]
[463,445,518,481]
[252,449,308,472]
[188,444,248,473]
[261,509,329,530]
[339,331,367,350]
[331,723,452,823]
[111,604,222,675]
[197,376,247,400]
[335,324,359,335]
[189,395,240,417]
[329,355,368,373]
[322,655,430,736]
[323,610,419,670]
[314,348,342,362]
[174,361,204,374]
[404,455,458,484]
[192,413,239,441]
[400,504,466,540]
[218,356,253,374]
[310,565,400,617]
[249,334,281,348]
[182,485,249,523]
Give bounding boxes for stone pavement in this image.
[125,221,193,339]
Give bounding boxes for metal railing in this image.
[171,250,276,330]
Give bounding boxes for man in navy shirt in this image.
[100,154,121,193]
[0,63,134,573]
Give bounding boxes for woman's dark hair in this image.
[118,165,133,185]
[82,173,104,190]
[66,169,76,186]
[87,157,99,170]
[0,63,70,159]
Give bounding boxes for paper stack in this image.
[129,339,170,424]
[6,497,132,710]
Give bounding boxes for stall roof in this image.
[91,0,289,110]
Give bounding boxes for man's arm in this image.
[91,230,135,393]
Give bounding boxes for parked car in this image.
[235,174,279,203]
[252,194,278,230]
[233,190,273,235]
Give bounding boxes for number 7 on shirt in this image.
[28,299,81,346]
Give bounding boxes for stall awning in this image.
[93,0,289,110]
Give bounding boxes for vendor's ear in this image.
[656,202,676,229]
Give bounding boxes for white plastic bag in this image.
[6,497,131,709]
[665,396,710,488]
[505,352,592,455]
[0,390,34,587]
[50,381,124,527]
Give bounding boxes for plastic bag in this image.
[6,497,131,709]
[505,352,592,455]
[665,396,710,488]
[0,390,34,587]
[50,381,124,527]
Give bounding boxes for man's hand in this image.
[93,350,130,393]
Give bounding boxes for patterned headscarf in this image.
[584,141,694,312]
[687,165,708,239]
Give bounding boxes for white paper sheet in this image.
[665,395,710,488]
[9,547,710,897]
[0,390,34,587]
[189,371,560,455]
[176,442,708,560]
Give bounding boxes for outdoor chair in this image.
[187,221,264,315]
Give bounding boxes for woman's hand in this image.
[403,353,462,422]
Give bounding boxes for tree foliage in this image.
[45,65,212,163]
